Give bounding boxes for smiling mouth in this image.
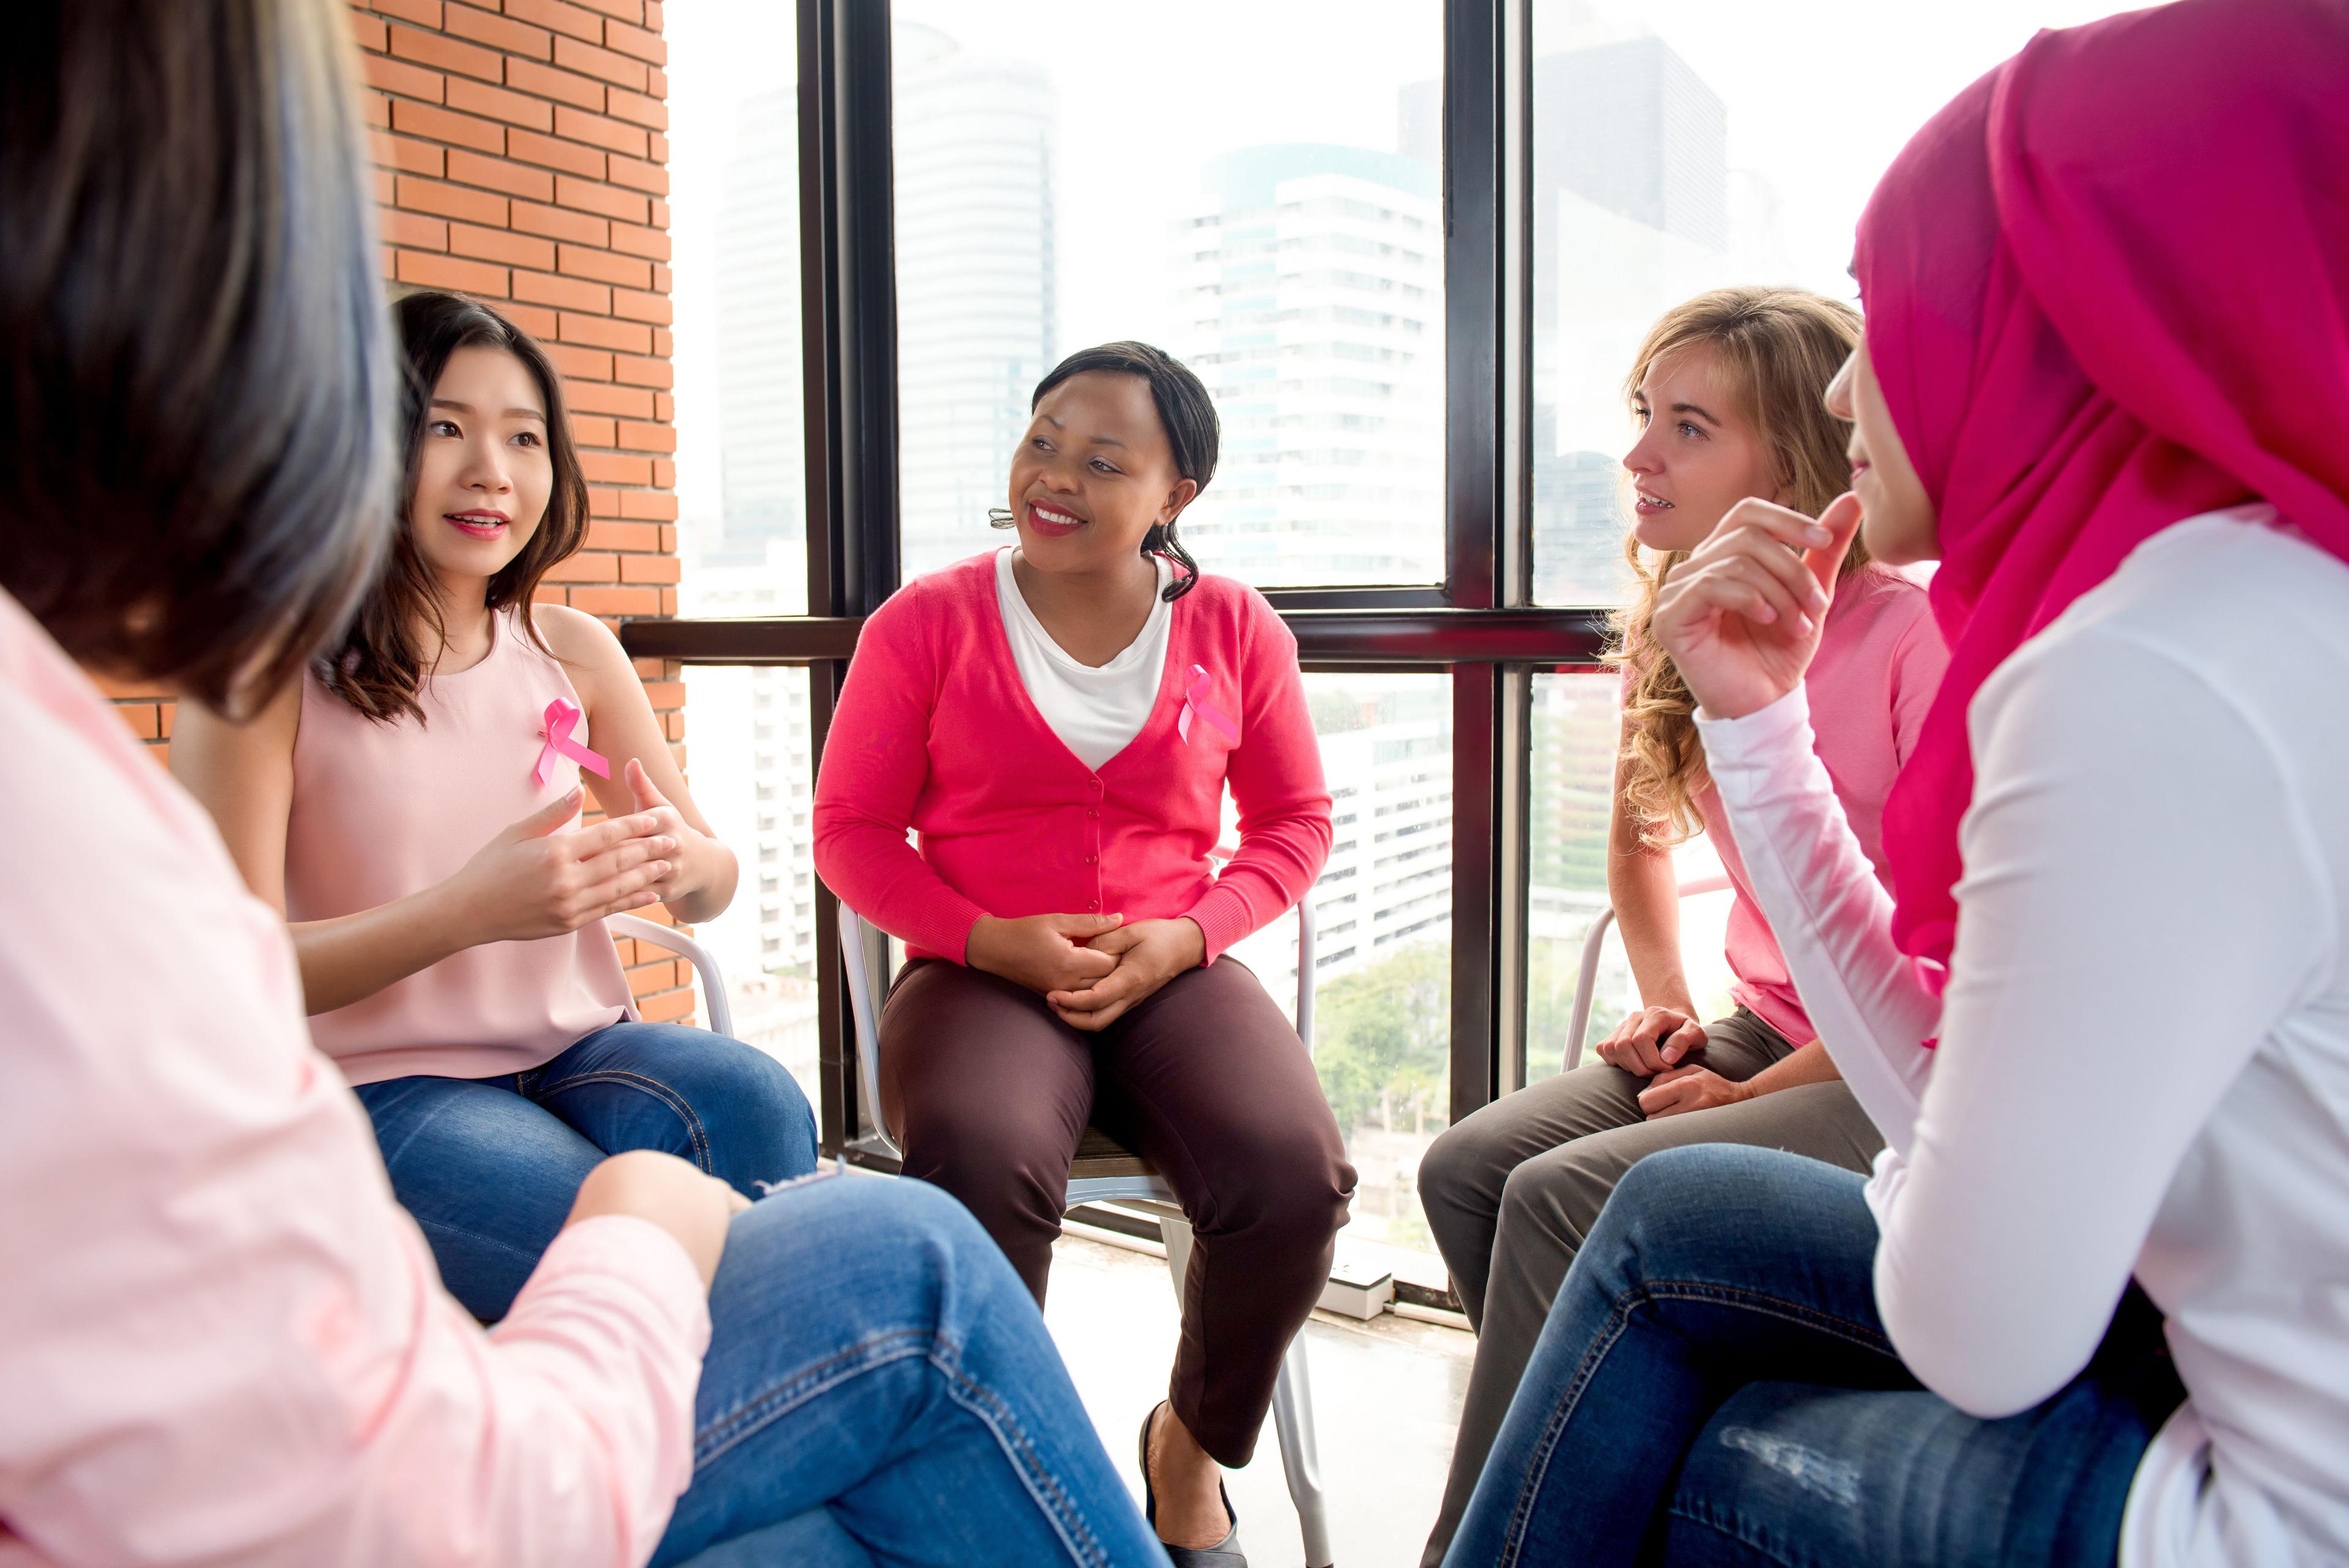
[446,511,510,540]
[1635,490,1673,511]
[1026,501,1088,535]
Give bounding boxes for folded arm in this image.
[811,589,992,960]
[1694,687,1940,1150]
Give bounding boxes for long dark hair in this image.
[1028,341,1219,602]
[319,290,590,724]
[1,0,396,714]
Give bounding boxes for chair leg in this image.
[1272,1331,1332,1567]
[1158,1209,1195,1295]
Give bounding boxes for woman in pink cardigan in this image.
[815,341,1356,1566]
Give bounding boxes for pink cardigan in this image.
[814,553,1332,965]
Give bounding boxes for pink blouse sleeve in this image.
[1181,594,1333,962]
[1885,593,1951,767]
[812,585,994,961]
[0,687,713,1567]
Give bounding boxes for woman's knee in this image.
[1205,1126,1354,1248]
[588,1024,819,1184]
[1420,1112,1508,1224]
[1578,1144,1820,1286]
[800,1177,1011,1299]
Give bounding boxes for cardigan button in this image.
[1084,853,1098,865]
[1085,807,1099,819]
[1086,899,1100,911]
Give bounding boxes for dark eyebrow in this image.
[429,398,544,422]
[1033,413,1126,449]
[1669,401,1723,427]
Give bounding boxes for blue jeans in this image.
[355,1019,819,1320]
[1445,1144,2185,1568]
[656,1173,1170,1568]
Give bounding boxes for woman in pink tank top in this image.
[1414,286,1950,1564]
[174,291,814,1321]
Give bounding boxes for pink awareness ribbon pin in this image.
[1177,664,1240,747]
[533,697,610,787]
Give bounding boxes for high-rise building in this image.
[1167,144,1443,589]
[1527,32,1732,604]
[894,22,1055,579]
[1409,21,1759,605]
[688,84,821,1076]
[713,87,805,579]
[1223,678,1455,1008]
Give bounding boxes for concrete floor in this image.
[1043,1226,1475,1568]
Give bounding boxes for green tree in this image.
[1312,941,1450,1135]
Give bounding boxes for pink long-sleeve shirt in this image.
[0,588,710,1568]
[814,553,1333,965]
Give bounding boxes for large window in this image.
[636,2,2154,1281]
[670,0,809,614]
[1224,673,1454,1259]
[677,664,824,1113]
[889,1,1446,589]
[1521,670,1735,1086]
[665,2,820,1096]
[1529,0,2149,604]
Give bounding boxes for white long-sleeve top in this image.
[1693,507,2349,1568]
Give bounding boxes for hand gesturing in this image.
[1651,492,1863,721]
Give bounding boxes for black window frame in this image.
[622,0,1614,1158]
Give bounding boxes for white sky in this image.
[664,0,2143,525]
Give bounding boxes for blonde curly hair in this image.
[1611,286,1866,848]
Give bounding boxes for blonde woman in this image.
[1416,286,1948,1565]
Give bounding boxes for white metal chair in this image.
[1560,875,1732,1071]
[837,898,1335,1568]
[609,912,735,1040]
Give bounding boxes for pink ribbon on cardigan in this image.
[1176,664,1239,747]
[532,697,610,786]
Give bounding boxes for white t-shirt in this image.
[1696,506,2349,1568]
[993,546,1173,771]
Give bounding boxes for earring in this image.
[987,508,1016,530]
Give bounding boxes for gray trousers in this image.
[1414,1008,1884,1566]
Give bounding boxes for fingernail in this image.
[1805,524,1832,545]
[1798,614,1816,636]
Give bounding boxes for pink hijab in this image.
[1858,0,2349,972]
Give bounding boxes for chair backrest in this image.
[1562,875,1731,1071]
[608,912,735,1041]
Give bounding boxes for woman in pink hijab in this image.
[1443,3,2349,1565]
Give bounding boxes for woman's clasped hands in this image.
[1651,490,1865,719]
[966,911,1207,1031]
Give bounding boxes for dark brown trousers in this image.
[879,955,1356,1466]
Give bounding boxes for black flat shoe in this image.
[1139,1402,1247,1567]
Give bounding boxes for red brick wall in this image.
[103,0,696,1026]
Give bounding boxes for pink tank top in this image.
[286,610,634,1084]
